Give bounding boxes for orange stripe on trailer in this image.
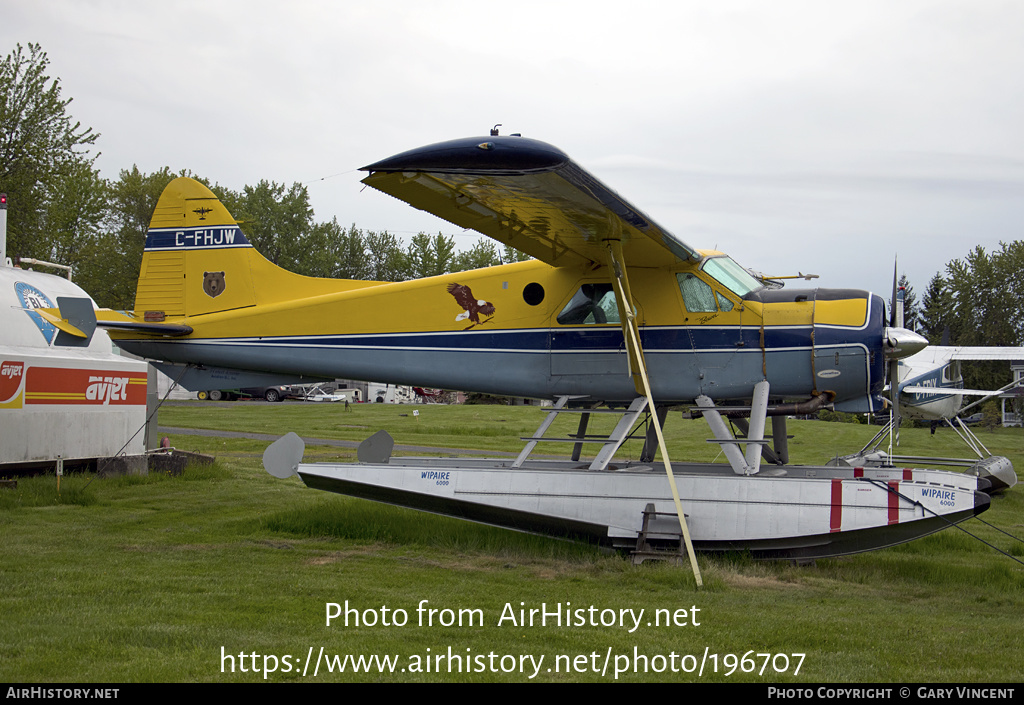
[26,393,86,400]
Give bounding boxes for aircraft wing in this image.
[901,386,1006,396]
[944,346,1024,361]
[360,136,701,268]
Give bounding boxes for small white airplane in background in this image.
[839,281,1021,491]
[896,344,1023,422]
[889,278,1022,425]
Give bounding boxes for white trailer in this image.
[1,195,149,470]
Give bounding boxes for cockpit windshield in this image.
[701,256,763,297]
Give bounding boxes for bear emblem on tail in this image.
[203,271,226,298]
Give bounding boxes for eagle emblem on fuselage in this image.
[446,283,495,328]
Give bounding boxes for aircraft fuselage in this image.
[115,248,887,410]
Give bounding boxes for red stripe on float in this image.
[830,479,843,533]
[888,481,900,525]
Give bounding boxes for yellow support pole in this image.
[605,241,703,587]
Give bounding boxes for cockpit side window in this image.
[943,361,960,383]
[716,291,734,312]
[557,283,620,324]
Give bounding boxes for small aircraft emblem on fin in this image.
[193,207,213,220]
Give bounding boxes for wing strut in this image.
[605,240,703,588]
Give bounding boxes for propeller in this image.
[883,259,927,450]
[888,262,903,448]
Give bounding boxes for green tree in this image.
[83,166,179,308]
[301,220,369,280]
[406,232,456,279]
[39,159,106,267]
[919,273,953,344]
[946,246,1018,347]
[896,273,920,332]
[451,237,501,273]
[991,240,1024,346]
[501,243,531,264]
[942,242,1024,391]
[0,43,100,261]
[364,230,408,281]
[226,180,315,274]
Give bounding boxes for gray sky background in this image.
[4,0,1023,300]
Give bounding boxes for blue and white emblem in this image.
[15,282,57,345]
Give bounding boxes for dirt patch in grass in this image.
[120,542,225,553]
[252,539,295,550]
[305,545,392,565]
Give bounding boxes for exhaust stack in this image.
[1,193,8,267]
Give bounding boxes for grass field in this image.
[1,401,1022,683]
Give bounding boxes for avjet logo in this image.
[24,367,146,406]
[0,361,25,404]
[86,376,129,404]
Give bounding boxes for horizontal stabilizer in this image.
[90,308,193,336]
[98,319,194,336]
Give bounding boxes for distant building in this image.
[365,382,416,404]
[1002,361,1024,427]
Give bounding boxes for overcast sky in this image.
[4,0,1023,299]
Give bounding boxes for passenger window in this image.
[677,273,717,312]
[557,284,620,324]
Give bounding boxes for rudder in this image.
[135,178,257,317]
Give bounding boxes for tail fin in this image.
[134,177,373,319]
[135,177,256,317]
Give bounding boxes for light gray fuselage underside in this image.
[121,332,874,405]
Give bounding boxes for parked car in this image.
[196,385,289,402]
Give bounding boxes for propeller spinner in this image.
[883,325,928,360]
